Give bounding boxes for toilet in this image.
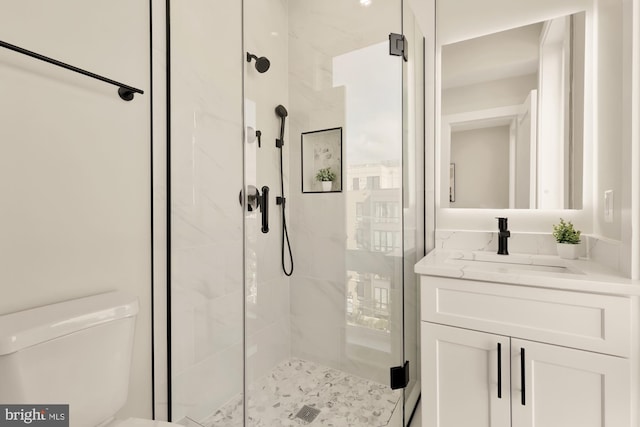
[0,291,181,427]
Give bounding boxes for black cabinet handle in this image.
[497,343,502,399]
[261,186,269,233]
[521,348,526,405]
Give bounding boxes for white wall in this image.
[595,0,624,240]
[441,23,541,90]
[0,0,152,420]
[442,74,537,115]
[438,0,593,45]
[615,0,640,279]
[630,0,640,280]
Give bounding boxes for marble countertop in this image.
[415,249,640,296]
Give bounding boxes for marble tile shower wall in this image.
[169,1,244,422]
[288,0,348,377]
[244,0,292,385]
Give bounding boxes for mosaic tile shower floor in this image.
[199,358,402,427]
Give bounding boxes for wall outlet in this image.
[604,190,614,223]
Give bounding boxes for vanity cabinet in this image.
[422,323,630,427]
[420,276,634,427]
[422,324,510,427]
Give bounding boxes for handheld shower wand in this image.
[275,104,293,276]
[275,104,288,148]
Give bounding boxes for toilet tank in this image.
[0,292,139,426]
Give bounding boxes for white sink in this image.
[415,249,638,296]
[445,258,572,273]
[444,252,584,275]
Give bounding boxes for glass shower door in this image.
[168,1,245,425]
[401,3,426,420]
[243,0,407,426]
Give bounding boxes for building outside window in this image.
[373,202,399,223]
[374,287,389,311]
[366,176,380,190]
[372,230,400,252]
[356,202,364,222]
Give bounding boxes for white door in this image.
[511,339,630,427]
[422,323,511,427]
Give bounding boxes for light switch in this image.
[604,190,614,223]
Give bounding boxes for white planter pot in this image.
[557,243,580,260]
[321,181,332,192]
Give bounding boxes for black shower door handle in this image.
[261,186,269,233]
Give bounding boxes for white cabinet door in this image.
[422,323,511,427]
[511,339,630,427]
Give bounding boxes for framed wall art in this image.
[301,127,342,193]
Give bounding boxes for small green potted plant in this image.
[315,167,336,192]
[552,218,581,259]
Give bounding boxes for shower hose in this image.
[278,145,294,276]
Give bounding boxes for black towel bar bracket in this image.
[0,39,144,101]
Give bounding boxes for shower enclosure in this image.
[163,0,424,425]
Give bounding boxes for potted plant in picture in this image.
[552,218,582,259]
[316,167,336,192]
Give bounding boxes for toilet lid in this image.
[107,418,182,427]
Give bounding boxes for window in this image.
[372,231,400,252]
[356,282,365,299]
[374,287,389,310]
[356,202,364,222]
[366,176,380,190]
[355,228,366,249]
[353,177,360,190]
[373,202,399,223]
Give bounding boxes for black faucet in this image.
[497,217,510,255]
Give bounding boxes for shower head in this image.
[246,52,270,73]
[275,104,288,118]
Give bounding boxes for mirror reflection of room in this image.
[441,12,585,209]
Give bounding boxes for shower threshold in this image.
[198,357,403,427]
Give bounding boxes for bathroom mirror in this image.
[438,9,587,210]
